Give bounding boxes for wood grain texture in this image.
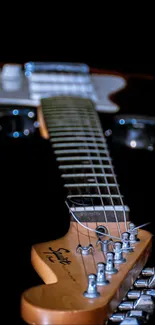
[21,223,152,325]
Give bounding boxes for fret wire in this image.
[89,108,123,236]
[94,111,128,232]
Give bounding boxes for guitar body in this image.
[0,62,154,324]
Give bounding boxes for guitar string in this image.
[43,97,122,280]
[88,104,122,238]
[94,113,128,232]
[64,97,97,272]
[46,97,95,276]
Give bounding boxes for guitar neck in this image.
[41,96,129,224]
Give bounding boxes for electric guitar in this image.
[0,62,154,324]
[20,96,154,324]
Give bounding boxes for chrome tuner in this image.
[127,289,155,299]
[134,274,155,289]
[121,232,134,253]
[76,244,94,255]
[83,274,100,298]
[110,310,148,323]
[114,241,126,264]
[142,267,155,277]
[120,318,141,325]
[128,222,140,243]
[96,262,109,286]
[105,252,118,275]
[118,294,154,314]
[96,239,111,254]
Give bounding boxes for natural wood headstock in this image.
[21,222,152,325]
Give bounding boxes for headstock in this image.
[21,221,153,325]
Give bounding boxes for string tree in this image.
[76,244,94,255]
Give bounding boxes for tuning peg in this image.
[128,223,140,243]
[110,310,148,323]
[76,244,94,255]
[114,241,126,264]
[134,274,155,289]
[105,252,118,275]
[96,239,110,254]
[121,232,134,253]
[142,267,155,277]
[118,294,154,314]
[127,289,155,299]
[119,318,141,325]
[96,262,109,286]
[83,274,100,298]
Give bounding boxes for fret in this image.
[54,149,108,155]
[43,111,95,116]
[49,131,103,137]
[61,173,115,178]
[49,127,101,132]
[67,194,122,197]
[59,164,111,169]
[29,83,94,92]
[64,183,117,187]
[52,143,107,148]
[41,96,129,223]
[51,136,105,143]
[30,73,91,83]
[56,156,110,162]
[71,206,129,212]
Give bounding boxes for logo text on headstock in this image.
[43,247,71,265]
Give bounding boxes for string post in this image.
[114,241,126,264]
[128,222,140,243]
[96,239,111,255]
[96,262,109,286]
[83,274,100,298]
[76,244,94,255]
[121,232,134,253]
[105,252,118,274]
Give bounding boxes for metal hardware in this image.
[142,267,155,277]
[114,241,126,264]
[128,222,140,243]
[110,310,148,322]
[95,225,108,239]
[83,274,100,298]
[96,239,111,254]
[134,275,155,289]
[119,318,141,325]
[76,244,94,255]
[127,289,155,299]
[118,294,154,314]
[105,252,118,274]
[121,232,134,253]
[96,262,109,286]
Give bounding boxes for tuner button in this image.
[120,318,141,325]
[142,267,155,277]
